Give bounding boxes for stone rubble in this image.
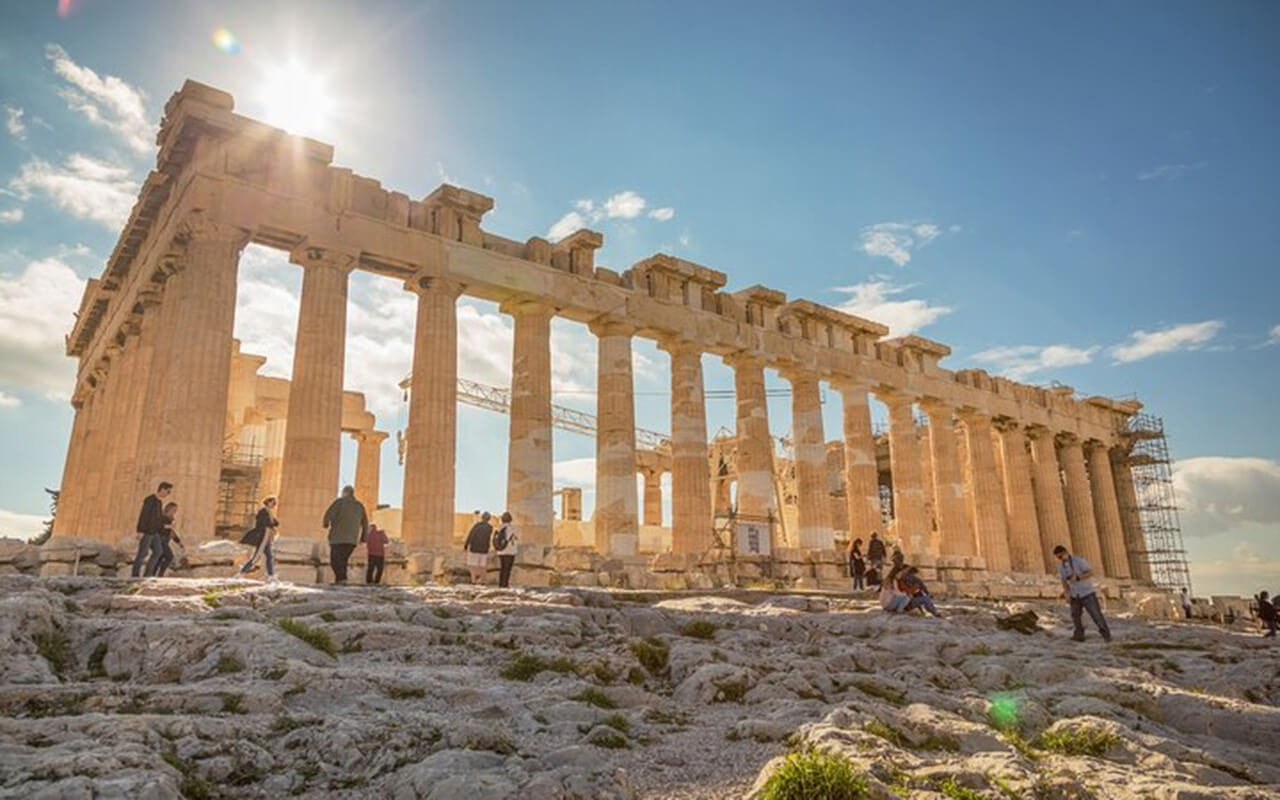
[1,574,1277,799]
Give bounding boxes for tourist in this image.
[493,511,518,588]
[131,481,173,578]
[879,562,909,612]
[1180,588,1192,619]
[897,566,941,618]
[848,537,866,591]
[867,531,886,574]
[891,547,906,574]
[145,502,182,577]
[365,523,388,585]
[1053,544,1112,642]
[323,486,369,585]
[463,511,494,584]
[1257,591,1277,639]
[237,496,280,583]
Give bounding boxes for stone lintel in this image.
[786,299,891,339]
[421,183,495,218]
[629,253,728,290]
[289,243,360,272]
[733,284,788,307]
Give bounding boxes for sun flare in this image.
[259,60,334,137]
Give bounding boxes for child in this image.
[365,523,388,585]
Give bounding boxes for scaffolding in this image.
[216,442,264,538]
[1124,412,1192,593]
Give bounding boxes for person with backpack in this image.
[493,511,519,588]
[236,496,280,583]
[848,538,866,591]
[145,502,182,577]
[463,512,494,584]
[1257,591,1277,639]
[364,523,388,585]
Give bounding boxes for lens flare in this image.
[987,692,1022,731]
[212,28,241,55]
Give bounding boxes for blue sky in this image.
[0,1,1276,595]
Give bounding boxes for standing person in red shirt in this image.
[365,523,389,585]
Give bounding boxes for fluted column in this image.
[1111,451,1151,581]
[959,410,1011,571]
[106,293,161,542]
[1087,441,1131,579]
[260,418,287,498]
[836,382,882,543]
[642,468,664,527]
[878,390,929,555]
[504,299,555,546]
[785,370,832,550]
[662,339,712,554]
[353,430,388,513]
[402,275,462,550]
[145,219,249,542]
[1027,426,1071,572]
[53,389,96,537]
[277,247,355,538]
[727,355,776,524]
[920,399,972,557]
[97,333,144,543]
[591,319,639,555]
[76,348,123,538]
[994,420,1044,572]
[1057,434,1105,573]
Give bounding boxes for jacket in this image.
[464,521,493,554]
[323,496,369,545]
[136,494,165,536]
[867,538,886,561]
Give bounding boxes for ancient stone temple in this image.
[53,80,1156,585]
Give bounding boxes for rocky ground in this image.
[1,575,1277,800]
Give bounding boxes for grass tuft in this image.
[34,629,73,678]
[630,637,669,675]
[278,618,337,657]
[1034,726,1119,758]
[500,652,577,681]
[934,777,989,800]
[572,688,617,709]
[864,719,907,747]
[680,620,719,640]
[757,750,869,800]
[201,591,221,609]
[215,653,245,674]
[601,712,631,734]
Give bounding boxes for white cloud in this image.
[0,507,45,540]
[9,154,137,228]
[0,391,20,408]
[547,190,674,241]
[4,106,25,139]
[1110,320,1223,363]
[970,344,1099,381]
[46,43,154,154]
[0,208,22,224]
[830,278,952,336]
[554,457,596,491]
[0,257,84,401]
[1173,457,1280,536]
[649,207,675,222]
[1137,162,1208,182]
[1267,324,1280,347]
[857,221,952,267]
[547,211,587,242]
[603,190,646,219]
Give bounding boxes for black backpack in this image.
[493,525,510,552]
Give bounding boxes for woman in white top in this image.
[493,511,519,588]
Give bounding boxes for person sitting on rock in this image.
[1257,591,1277,639]
[897,566,941,618]
[880,561,909,612]
[848,538,866,591]
[463,511,494,584]
[145,502,182,577]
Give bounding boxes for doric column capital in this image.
[917,396,955,418]
[404,272,465,299]
[353,429,390,446]
[1025,423,1054,440]
[873,385,917,408]
[499,296,556,318]
[587,316,635,338]
[656,336,701,357]
[992,416,1024,434]
[175,212,252,249]
[721,351,765,371]
[778,366,820,386]
[1055,431,1082,448]
[290,244,359,273]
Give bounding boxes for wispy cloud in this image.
[649,207,675,221]
[4,106,25,140]
[1266,324,1280,347]
[45,43,154,154]
[1137,161,1207,182]
[1110,320,1223,363]
[1174,456,1280,536]
[0,257,84,403]
[9,154,138,228]
[970,344,1099,381]
[0,391,20,409]
[857,221,954,266]
[830,278,952,336]
[0,208,22,224]
[546,190,675,241]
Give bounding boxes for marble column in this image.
[353,430,388,513]
[504,299,555,546]
[920,399,972,557]
[591,320,639,555]
[878,390,929,556]
[663,339,712,554]
[106,294,162,542]
[836,381,882,544]
[1087,441,1131,579]
[959,410,1012,571]
[994,420,1044,572]
[148,220,249,542]
[260,418,287,498]
[77,349,121,538]
[1111,451,1151,581]
[727,355,776,524]
[785,370,833,550]
[401,275,462,550]
[52,390,93,537]
[1057,434,1106,573]
[642,468,664,527]
[1027,427,1071,573]
[277,247,355,538]
[97,332,144,543]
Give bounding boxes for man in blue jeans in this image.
[131,481,172,578]
[1054,544,1111,642]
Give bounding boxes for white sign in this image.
[735,522,770,556]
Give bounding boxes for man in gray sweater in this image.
[323,485,369,585]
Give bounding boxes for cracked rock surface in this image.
[1,575,1277,799]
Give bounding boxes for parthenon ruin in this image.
[53,80,1171,587]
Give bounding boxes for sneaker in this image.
[266,575,279,585]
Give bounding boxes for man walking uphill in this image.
[1054,544,1112,642]
[323,486,368,585]
[131,482,172,578]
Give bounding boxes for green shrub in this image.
[34,629,73,678]
[934,777,988,800]
[864,719,907,747]
[590,728,629,749]
[221,693,245,714]
[601,713,631,734]
[589,662,618,684]
[757,750,869,800]
[162,750,213,800]
[1034,726,1119,758]
[215,653,245,674]
[631,637,669,675]
[500,653,577,681]
[626,666,647,685]
[572,688,617,709]
[278,618,337,657]
[680,620,718,640]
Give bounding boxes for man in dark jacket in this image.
[464,512,494,584]
[323,486,368,585]
[867,532,887,573]
[131,481,172,578]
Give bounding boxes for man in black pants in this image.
[323,486,368,585]
[131,482,172,577]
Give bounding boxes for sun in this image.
[258,60,334,137]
